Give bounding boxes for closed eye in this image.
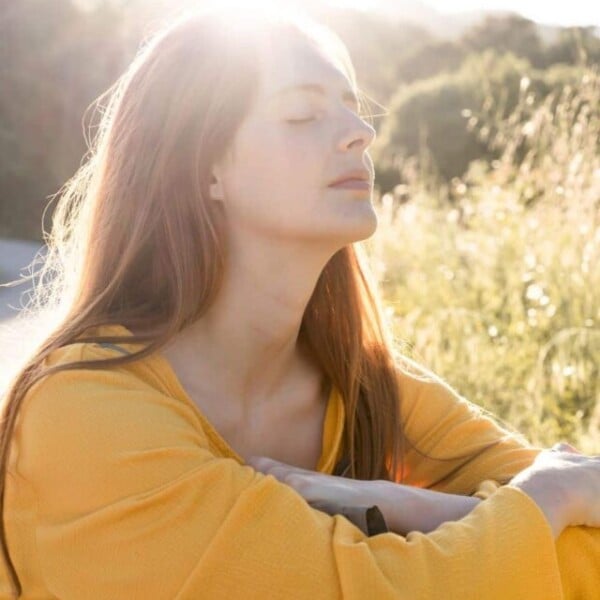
[286,110,369,125]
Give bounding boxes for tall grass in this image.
[366,66,600,454]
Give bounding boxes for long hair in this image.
[0,8,507,597]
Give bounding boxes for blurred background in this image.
[1,0,598,451]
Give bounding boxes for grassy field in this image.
[365,67,600,454]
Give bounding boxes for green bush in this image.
[372,51,587,188]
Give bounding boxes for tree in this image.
[462,14,545,68]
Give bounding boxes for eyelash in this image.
[286,112,369,125]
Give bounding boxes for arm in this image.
[373,481,482,536]
[395,358,600,599]
[12,361,564,600]
[396,359,545,496]
[247,456,481,537]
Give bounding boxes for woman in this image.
[1,6,598,599]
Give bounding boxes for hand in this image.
[550,441,582,454]
[507,444,600,539]
[246,456,372,510]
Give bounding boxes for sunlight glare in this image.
[198,0,309,19]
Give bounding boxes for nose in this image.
[337,116,376,152]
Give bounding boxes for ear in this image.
[209,173,225,202]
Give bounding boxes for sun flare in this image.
[196,0,311,19]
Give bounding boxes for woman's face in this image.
[211,32,378,248]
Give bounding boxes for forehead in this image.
[256,32,355,100]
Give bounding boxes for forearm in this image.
[371,479,482,536]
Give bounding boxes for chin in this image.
[349,198,378,230]
[353,219,379,242]
[335,205,379,243]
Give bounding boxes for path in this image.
[0,238,47,392]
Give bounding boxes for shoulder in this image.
[18,332,207,458]
[36,323,174,397]
[394,354,443,388]
[392,354,486,423]
[393,354,457,401]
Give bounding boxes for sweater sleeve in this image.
[395,360,600,599]
[395,360,543,495]
[12,365,566,600]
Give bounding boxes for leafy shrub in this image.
[372,51,586,186]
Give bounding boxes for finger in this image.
[551,442,582,454]
[246,456,282,471]
[247,456,320,477]
[246,455,269,467]
[247,459,286,482]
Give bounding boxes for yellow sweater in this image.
[2,324,599,599]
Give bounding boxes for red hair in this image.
[0,8,501,596]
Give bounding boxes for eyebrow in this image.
[270,82,360,108]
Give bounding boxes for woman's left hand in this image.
[246,455,371,509]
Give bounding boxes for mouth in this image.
[327,179,371,190]
[327,168,371,189]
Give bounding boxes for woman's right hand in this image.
[507,442,600,539]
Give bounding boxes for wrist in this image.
[369,480,482,536]
[367,480,418,535]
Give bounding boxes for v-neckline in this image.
[92,324,346,474]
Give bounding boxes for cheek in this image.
[247,145,316,189]
[226,126,327,205]
[278,131,330,188]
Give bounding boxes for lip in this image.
[327,169,371,187]
[328,179,371,190]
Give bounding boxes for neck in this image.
[161,234,337,413]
